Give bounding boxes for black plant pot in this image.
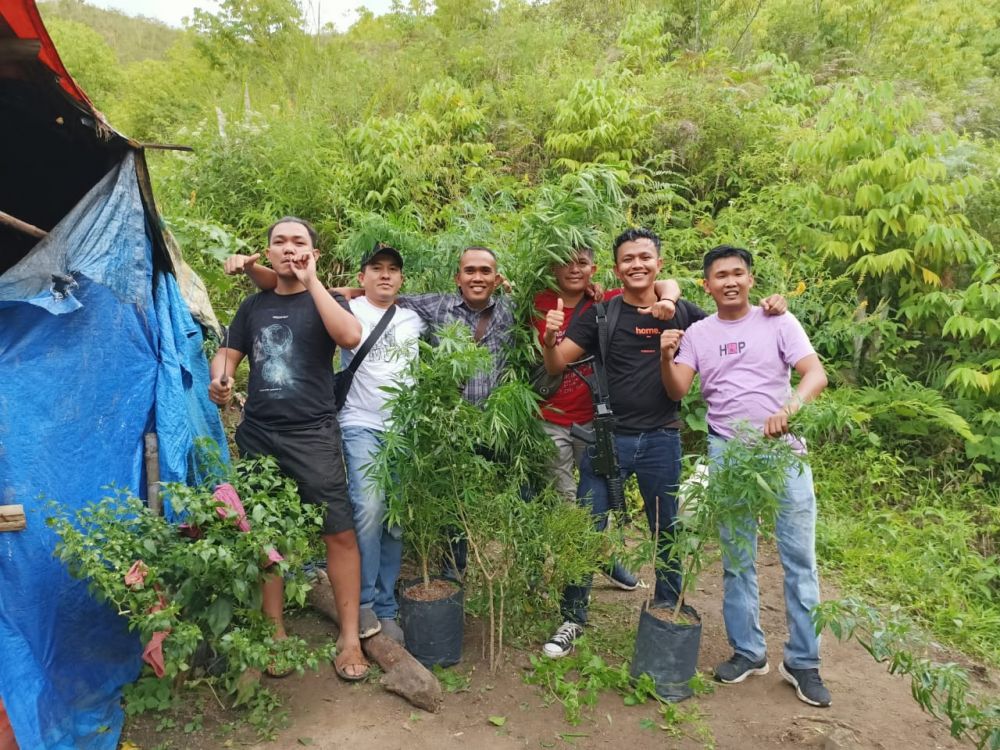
[398,577,464,668]
[630,601,702,702]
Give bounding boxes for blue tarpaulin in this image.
[0,154,228,748]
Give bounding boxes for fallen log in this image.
[306,569,442,713]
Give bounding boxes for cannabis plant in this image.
[666,423,803,619]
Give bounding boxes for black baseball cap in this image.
[360,241,404,271]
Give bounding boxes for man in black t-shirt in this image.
[208,217,371,681]
[539,228,787,658]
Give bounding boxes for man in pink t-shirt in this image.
[660,245,832,708]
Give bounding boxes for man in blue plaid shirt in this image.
[394,246,514,405]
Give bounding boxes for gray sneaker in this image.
[779,662,832,707]
[603,561,639,591]
[379,617,405,645]
[714,652,769,683]
[359,607,382,639]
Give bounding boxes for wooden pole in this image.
[0,211,46,240]
[307,569,443,712]
[144,433,162,516]
[0,505,26,532]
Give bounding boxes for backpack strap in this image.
[594,296,623,399]
[605,295,623,347]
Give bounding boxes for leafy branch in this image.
[815,597,1000,749]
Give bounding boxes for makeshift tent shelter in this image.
[0,2,229,748]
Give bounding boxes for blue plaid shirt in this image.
[397,292,515,405]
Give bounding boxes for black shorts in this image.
[235,417,353,535]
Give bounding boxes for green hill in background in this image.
[38,0,179,62]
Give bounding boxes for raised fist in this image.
[659,328,684,360]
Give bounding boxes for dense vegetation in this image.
[40,0,1000,666]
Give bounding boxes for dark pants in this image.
[561,428,682,624]
[235,417,353,535]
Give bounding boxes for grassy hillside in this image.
[38,0,179,62]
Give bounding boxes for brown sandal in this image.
[333,651,370,682]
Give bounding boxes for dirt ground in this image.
[127,544,993,750]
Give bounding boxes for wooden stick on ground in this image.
[0,505,26,532]
[0,210,47,239]
[306,569,442,713]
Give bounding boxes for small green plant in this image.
[525,638,633,725]
[525,637,712,727]
[815,597,1000,749]
[48,450,332,737]
[640,702,716,747]
[433,664,472,693]
[666,423,802,620]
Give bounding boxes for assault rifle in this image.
[567,298,626,513]
[569,373,626,512]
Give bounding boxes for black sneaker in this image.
[542,621,583,658]
[604,561,639,591]
[714,652,770,683]
[359,607,382,639]
[779,662,831,707]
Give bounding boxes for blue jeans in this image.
[709,436,822,670]
[342,425,403,619]
[561,428,682,624]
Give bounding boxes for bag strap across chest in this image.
[348,304,397,374]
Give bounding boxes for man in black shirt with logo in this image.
[539,228,786,658]
[208,217,371,680]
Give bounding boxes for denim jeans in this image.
[709,436,822,670]
[341,425,403,619]
[561,428,682,624]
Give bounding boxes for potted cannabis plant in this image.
[630,426,800,701]
[374,323,493,667]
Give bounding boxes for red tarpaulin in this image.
[0,0,93,107]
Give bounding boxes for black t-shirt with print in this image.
[565,298,707,433]
[228,289,352,430]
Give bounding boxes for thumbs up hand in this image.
[543,298,565,348]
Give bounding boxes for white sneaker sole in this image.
[602,572,639,591]
[359,611,382,640]
[716,661,769,684]
[778,662,831,707]
[542,644,574,659]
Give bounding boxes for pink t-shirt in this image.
[674,306,815,444]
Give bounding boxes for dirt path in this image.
[238,545,977,750]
